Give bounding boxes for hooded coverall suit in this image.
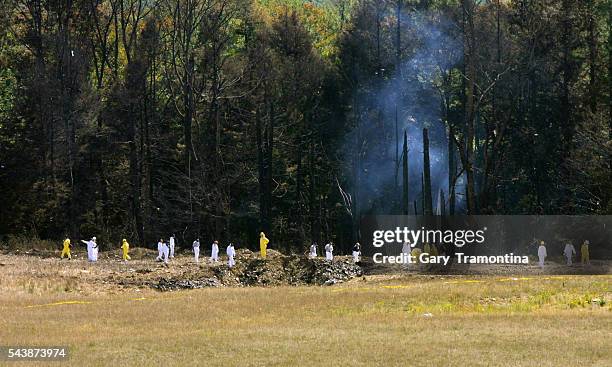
[169,236,175,258]
[61,239,71,259]
[564,244,576,265]
[581,243,590,265]
[309,244,317,258]
[121,239,131,261]
[227,244,235,268]
[259,233,269,259]
[538,245,547,268]
[211,242,219,262]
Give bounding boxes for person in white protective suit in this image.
[156,238,164,261]
[193,238,200,263]
[309,242,317,259]
[564,242,576,265]
[91,237,98,261]
[210,240,219,263]
[537,241,547,269]
[402,241,412,268]
[81,237,97,262]
[227,243,236,268]
[352,242,361,263]
[169,234,176,258]
[160,239,169,264]
[325,242,334,261]
[83,238,92,262]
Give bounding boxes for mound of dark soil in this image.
[147,250,363,290]
[153,277,221,291]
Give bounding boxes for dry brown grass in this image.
[0,254,610,366]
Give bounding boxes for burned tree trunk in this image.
[587,1,598,114]
[448,126,456,214]
[266,102,274,232]
[462,0,477,214]
[423,128,433,215]
[394,0,402,201]
[402,130,409,215]
[309,143,319,243]
[296,141,304,246]
[256,109,267,232]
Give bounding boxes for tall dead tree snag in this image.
[394,0,402,199]
[309,143,318,243]
[402,130,409,215]
[448,126,456,214]
[255,82,274,234]
[438,189,446,215]
[462,0,477,214]
[119,0,149,244]
[266,102,274,232]
[162,0,215,228]
[423,128,433,215]
[256,108,267,232]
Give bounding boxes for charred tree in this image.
[462,0,477,214]
[448,126,456,215]
[402,130,409,215]
[423,128,433,215]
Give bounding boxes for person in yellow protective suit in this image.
[581,240,590,265]
[61,238,72,260]
[121,239,131,261]
[430,243,439,257]
[411,246,423,263]
[259,232,269,259]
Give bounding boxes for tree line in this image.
[0,0,609,252]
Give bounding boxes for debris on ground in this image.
[4,246,608,294]
[0,247,364,292]
[153,277,221,291]
[191,250,363,287]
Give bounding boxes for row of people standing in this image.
[59,237,97,261]
[68,235,237,267]
[62,232,365,266]
[61,237,130,262]
[309,242,333,260]
[192,239,235,268]
[537,240,591,268]
[192,234,361,268]
[156,235,177,263]
[195,232,268,266]
[152,233,267,267]
[308,242,362,263]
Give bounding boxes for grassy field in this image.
[1,257,610,367]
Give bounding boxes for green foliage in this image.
[256,0,348,58]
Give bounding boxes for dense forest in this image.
[0,0,610,252]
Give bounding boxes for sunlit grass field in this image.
[1,270,610,366]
